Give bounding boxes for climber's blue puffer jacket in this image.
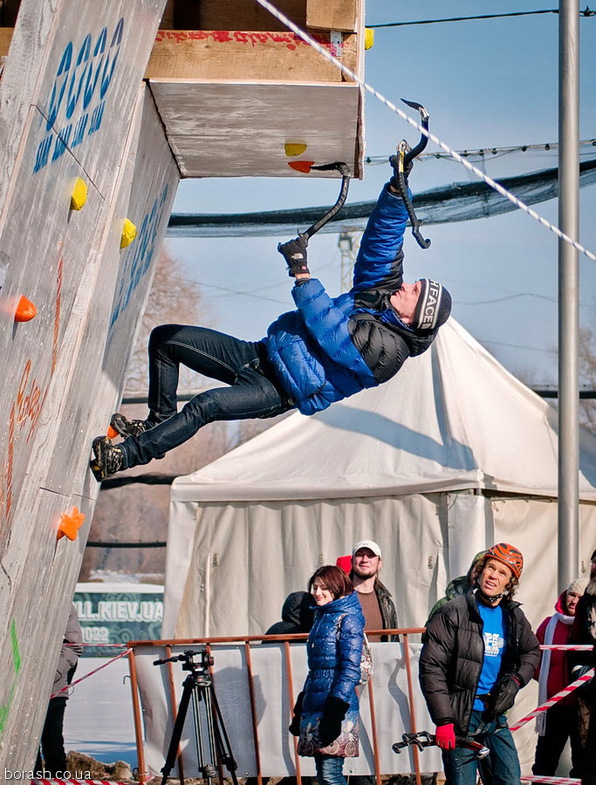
[301,591,365,718]
[264,184,439,415]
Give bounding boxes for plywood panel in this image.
[0,487,91,772]
[0,0,166,221]
[42,89,179,496]
[0,0,174,772]
[0,106,104,553]
[149,80,363,178]
[146,29,357,82]
[306,0,357,31]
[0,83,177,776]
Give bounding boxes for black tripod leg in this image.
[209,684,239,785]
[160,675,194,785]
[193,684,218,785]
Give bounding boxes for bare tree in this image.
[124,245,210,394]
[579,325,596,433]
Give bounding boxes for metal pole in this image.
[558,0,580,590]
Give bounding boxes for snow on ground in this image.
[64,656,138,768]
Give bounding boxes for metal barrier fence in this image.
[126,628,425,785]
[125,636,595,785]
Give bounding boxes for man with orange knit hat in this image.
[419,543,540,785]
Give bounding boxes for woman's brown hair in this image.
[308,565,354,600]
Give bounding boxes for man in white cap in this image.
[350,540,398,643]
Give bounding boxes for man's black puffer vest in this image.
[349,289,438,383]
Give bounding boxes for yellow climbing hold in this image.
[285,142,308,157]
[120,218,137,249]
[70,177,88,210]
[365,28,375,50]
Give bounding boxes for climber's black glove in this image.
[278,234,310,277]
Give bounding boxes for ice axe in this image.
[392,730,489,760]
[286,160,351,246]
[395,98,431,249]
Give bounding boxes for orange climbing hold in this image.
[107,425,119,439]
[14,295,37,322]
[288,160,315,173]
[57,506,85,541]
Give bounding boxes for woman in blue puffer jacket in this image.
[289,565,365,785]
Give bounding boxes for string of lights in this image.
[364,139,596,165]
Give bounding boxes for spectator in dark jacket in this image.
[419,543,540,785]
[90,158,452,481]
[425,550,486,628]
[532,576,587,777]
[289,565,365,785]
[570,549,596,785]
[35,604,83,778]
[266,590,314,635]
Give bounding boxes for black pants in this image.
[532,702,583,777]
[35,696,68,777]
[581,677,596,785]
[120,325,293,468]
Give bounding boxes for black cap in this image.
[413,279,452,331]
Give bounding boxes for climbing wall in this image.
[0,0,178,772]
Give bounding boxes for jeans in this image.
[532,702,582,777]
[442,710,520,785]
[119,325,293,468]
[315,754,346,785]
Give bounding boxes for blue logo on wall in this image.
[33,17,124,173]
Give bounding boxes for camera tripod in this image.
[154,648,239,785]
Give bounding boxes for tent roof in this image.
[171,320,596,503]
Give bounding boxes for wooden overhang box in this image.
[146,0,365,178]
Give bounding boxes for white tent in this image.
[164,319,596,639]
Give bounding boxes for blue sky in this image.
[166,1,596,385]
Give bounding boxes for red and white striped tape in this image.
[521,776,581,784]
[510,667,594,732]
[49,649,130,699]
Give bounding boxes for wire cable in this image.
[368,9,596,28]
[254,0,596,264]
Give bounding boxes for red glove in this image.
[435,723,456,750]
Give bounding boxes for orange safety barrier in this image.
[126,628,425,785]
[124,637,596,785]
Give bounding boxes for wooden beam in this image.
[0,27,13,58]
[146,29,357,82]
[198,0,307,33]
[306,0,357,32]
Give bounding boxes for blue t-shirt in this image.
[474,602,506,711]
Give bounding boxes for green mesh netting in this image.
[166,158,596,238]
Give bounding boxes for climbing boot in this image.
[90,436,125,482]
[110,412,151,438]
